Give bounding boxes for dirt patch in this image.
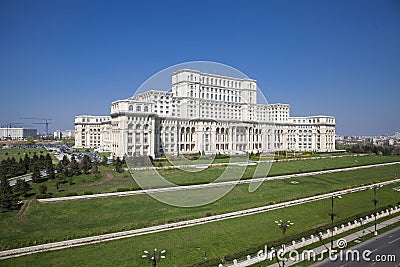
[64,170,132,191]
[16,199,35,221]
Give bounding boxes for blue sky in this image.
[0,0,399,136]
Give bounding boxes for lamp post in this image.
[371,184,383,236]
[142,248,166,267]
[274,219,294,267]
[270,246,281,267]
[329,195,342,250]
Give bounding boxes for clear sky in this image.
[0,0,399,136]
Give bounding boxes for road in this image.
[313,226,400,267]
[8,171,47,186]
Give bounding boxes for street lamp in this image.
[329,195,342,250]
[274,219,294,267]
[270,246,281,267]
[371,184,383,236]
[356,216,365,240]
[142,248,166,267]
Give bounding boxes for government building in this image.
[74,69,335,158]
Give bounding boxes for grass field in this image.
[0,163,399,251]
[1,181,399,267]
[22,155,400,198]
[0,148,49,161]
[159,155,400,186]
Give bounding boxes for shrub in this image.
[116,187,130,192]
[83,191,94,195]
[38,184,47,194]
[36,194,50,199]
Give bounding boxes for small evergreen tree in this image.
[31,164,41,183]
[38,184,47,195]
[47,165,55,180]
[80,155,92,174]
[0,175,20,212]
[91,162,99,175]
[69,156,80,176]
[16,158,27,176]
[61,155,70,166]
[114,157,123,173]
[55,178,61,192]
[13,179,32,197]
[23,153,30,170]
[45,154,53,169]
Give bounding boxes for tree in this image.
[31,164,41,183]
[114,157,123,173]
[69,156,80,176]
[23,153,30,170]
[26,136,35,144]
[47,165,55,180]
[13,179,32,197]
[56,161,64,175]
[0,175,20,212]
[16,158,27,176]
[54,178,61,192]
[61,155,70,166]
[80,155,92,174]
[91,162,99,175]
[38,184,47,195]
[45,154,53,169]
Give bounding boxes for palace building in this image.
[74,69,335,158]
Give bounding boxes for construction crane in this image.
[22,118,53,136]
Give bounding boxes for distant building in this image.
[0,128,37,140]
[53,130,75,139]
[75,69,336,157]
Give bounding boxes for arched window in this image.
[144,124,149,130]
[144,106,148,112]
[128,124,133,130]
[128,105,133,111]
[136,124,141,130]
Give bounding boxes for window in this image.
[129,105,133,111]
[144,106,149,112]
[136,106,141,112]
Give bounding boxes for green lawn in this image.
[0,148,50,161]
[1,182,399,267]
[1,164,399,251]
[20,155,399,199]
[158,155,400,186]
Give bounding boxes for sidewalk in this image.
[268,215,400,267]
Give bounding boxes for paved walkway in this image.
[1,179,400,260]
[267,215,400,267]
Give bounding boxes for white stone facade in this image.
[0,128,37,140]
[75,69,335,158]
